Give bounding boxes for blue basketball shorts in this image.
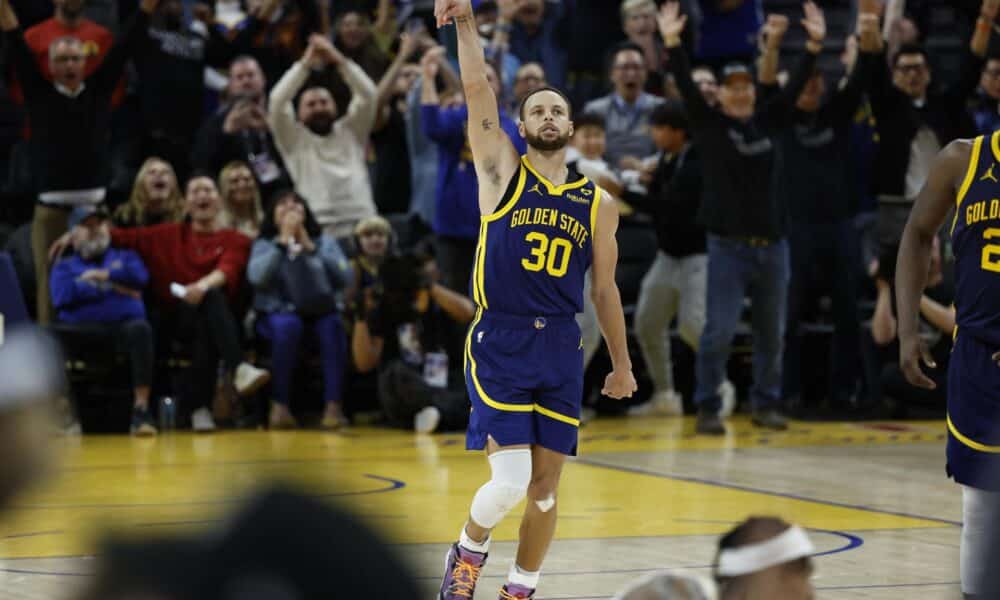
[464,310,584,456]
[947,331,1000,491]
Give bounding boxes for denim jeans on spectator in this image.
[256,311,347,407]
[783,220,861,404]
[694,235,789,413]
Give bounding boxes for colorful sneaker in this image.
[439,543,487,599]
[499,583,535,599]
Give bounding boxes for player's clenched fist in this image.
[434,0,473,27]
[602,369,638,400]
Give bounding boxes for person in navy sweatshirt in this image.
[49,205,157,436]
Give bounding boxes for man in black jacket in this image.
[191,54,292,200]
[0,0,159,325]
[659,1,825,434]
[624,102,734,418]
[869,0,997,283]
[778,12,881,409]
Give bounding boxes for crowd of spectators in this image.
[0,0,996,435]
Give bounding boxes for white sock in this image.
[459,524,490,554]
[507,563,540,589]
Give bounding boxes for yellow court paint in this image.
[0,417,949,561]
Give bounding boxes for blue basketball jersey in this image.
[952,131,1000,347]
[470,155,601,316]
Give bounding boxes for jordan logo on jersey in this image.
[528,183,544,196]
[981,163,998,182]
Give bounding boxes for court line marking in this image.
[573,457,962,526]
[3,474,404,511]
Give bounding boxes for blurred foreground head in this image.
[715,517,815,600]
[0,327,65,511]
[77,487,422,600]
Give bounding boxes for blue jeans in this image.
[694,236,790,413]
[256,312,347,406]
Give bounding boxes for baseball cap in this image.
[68,205,109,230]
[720,62,754,85]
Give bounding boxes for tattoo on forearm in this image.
[481,119,493,131]
[455,16,469,23]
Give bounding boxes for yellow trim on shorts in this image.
[956,135,984,207]
[521,156,589,195]
[464,308,582,427]
[948,414,1000,453]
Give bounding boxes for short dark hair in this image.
[258,189,322,239]
[184,170,217,192]
[649,101,689,133]
[606,41,645,76]
[518,86,573,121]
[892,43,929,68]
[573,112,606,131]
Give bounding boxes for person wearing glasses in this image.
[866,0,998,289]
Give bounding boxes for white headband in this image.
[716,526,815,577]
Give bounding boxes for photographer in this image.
[351,252,474,433]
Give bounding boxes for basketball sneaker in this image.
[626,389,683,416]
[499,583,535,599]
[439,543,487,599]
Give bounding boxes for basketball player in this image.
[432,1,638,598]
[897,132,1000,598]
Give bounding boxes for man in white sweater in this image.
[268,34,378,238]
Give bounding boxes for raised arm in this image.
[374,32,421,131]
[756,14,789,85]
[268,40,317,152]
[659,2,713,123]
[896,140,973,389]
[1,0,49,96]
[92,0,157,91]
[757,2,825,128]
[590,191,637,400]
[828,12,883,124]
[969,0,999,58]
[435,0,520,214]
[310,34,378,140]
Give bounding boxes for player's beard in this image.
[525,128,571,152]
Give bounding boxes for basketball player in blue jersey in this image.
[897,131,1000,599]
[432,1,637,598]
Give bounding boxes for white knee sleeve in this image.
[470,449,532,529]
[962,485,1000,594]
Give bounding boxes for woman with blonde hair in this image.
[113,158,185,228]
[218,161,264,238]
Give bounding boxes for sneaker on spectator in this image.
[751,409,788,431]
[191,407,217,432]
[695,409,726,435]
[321,403,349,430]
[415,406,441,434]
[580,406,597,425]
[268,403,298,430]
[718,380,736,418]
[233,362,270,397]
[627,389,683,417]
[130,406,157,436]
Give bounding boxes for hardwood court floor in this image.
[0,417,963,599]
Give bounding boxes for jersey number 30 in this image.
[522,232,572,277]
[984,228,1000,273]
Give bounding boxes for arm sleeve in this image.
[217,233,252,298]
[757,50,818,129]
[92,9,150,92]
[246,238,283,287]
[421,105,466,147]
[865,49,896,124]
[947,49,988,108]
[5,28,48,97]
[108,250,149,289]
[50,261,103,308]
[665,44,714,125]
[827,51,877,125]
[339,59,379,141]
[267,60,310,154]
[318,234,352,291]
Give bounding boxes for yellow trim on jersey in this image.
[483,164,527,223]
[475,222,489,308]
[590,186,603,240]
[948,414,1000,453]
[464,309,582,427]
[521,156,589,195]
[992,129,1000,164]
[472,230,484,306]
[956,135,984,207]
